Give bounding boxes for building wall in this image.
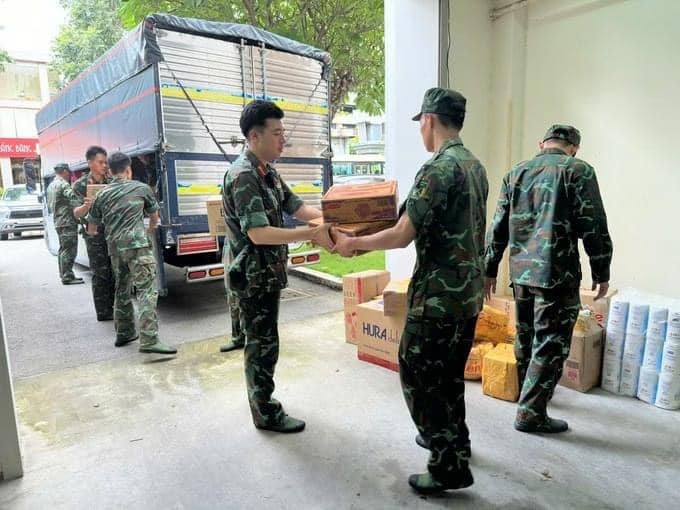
[448,0,680,298]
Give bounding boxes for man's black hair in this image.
[435,111,465,131]
[85,145,107,161]
[108,152,131,175]
[240,100,284,138]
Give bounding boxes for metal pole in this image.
[0,297,23,481]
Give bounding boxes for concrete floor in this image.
[1,309,679,509]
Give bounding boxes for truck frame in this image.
[36,14,332,296]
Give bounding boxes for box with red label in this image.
[355,298,405,372]
[343,270,390,344]
[579,288,617,328]
[321,181,398,224]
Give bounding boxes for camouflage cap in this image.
[54,163,71,173]
[412,87,466,121]
[542,124,581,146]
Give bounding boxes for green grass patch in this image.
[291,242,385,277]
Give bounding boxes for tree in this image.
[118,0,384,115]
[51,0,126,84]
[0,48,11,72]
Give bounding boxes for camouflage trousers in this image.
[513,285,580,424]
[222,245,244,346]
[110,246,159,346]
[239,290,285,427]
[56,225,78,281]
[399,315,477,481]
[84,234,115,320]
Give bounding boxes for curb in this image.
[289,266,342,290]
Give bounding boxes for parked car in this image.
[0,184,45,240]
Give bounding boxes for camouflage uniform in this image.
[485,125,613,426]
[222,150,303,427]
[400,125,488,482]
[88,177,161,347]
[46,173,79,282]
[72,173,115,320]
[222,244,245,347]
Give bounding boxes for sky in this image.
[0,0,66,60]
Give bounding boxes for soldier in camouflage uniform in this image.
[72,146,116,321]
[222,100,333,433]
[46,163,84,285]
[334,88,488,495]
[484,125,613,434]
[88,152,176,355]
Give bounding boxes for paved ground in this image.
[0,235,341,378]
[1,235,679,509]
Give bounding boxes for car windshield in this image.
[2,187,28,201]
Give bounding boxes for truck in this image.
[36,14,332,296]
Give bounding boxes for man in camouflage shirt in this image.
[484,125,612,434]
[46,163,84,285]
[88,152,176,355]
[72,146,116,321]
[222,100,332,434]
[334,88,488,495]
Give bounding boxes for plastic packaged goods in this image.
[637,366,659,404]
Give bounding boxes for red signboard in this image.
[0,138,39,158]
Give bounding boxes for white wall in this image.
[0,298,23,481]
[384,0,441,278]
[522,0,680,296]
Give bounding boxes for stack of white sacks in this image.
[601,289,680,410]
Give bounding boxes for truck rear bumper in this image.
[185,263,225,283]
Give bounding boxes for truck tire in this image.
[0,233,8,241]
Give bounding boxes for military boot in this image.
[255,414,305,433]
[408,469,474,495]
[115,335,138,347]
[219,340,245,353]
[139,341,177,355]
[514,416,568,434]
[415,434,430,449]
[62,277,85,285]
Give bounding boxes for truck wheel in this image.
[0,233,8,241]
[14,232,22,238]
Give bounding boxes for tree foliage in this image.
[0,48,11,72]
[51,0,126,84]
[118,0,384,115]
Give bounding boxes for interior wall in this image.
[523,0,680,296]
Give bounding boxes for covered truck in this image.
[36,13,332,296]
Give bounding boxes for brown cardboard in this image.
[206,199,227,237]
[309,218,396,237]
[489,295,516,334]
[579,288,618,328]
[343,270,391,344]
[475,305,511,344]
[482,343,519,402]
[382,278,410,317]
[356,299,405,372]
[321,181,398,223]
[86,184,107,199]
[559,315,604,392]
[464,342,494,380]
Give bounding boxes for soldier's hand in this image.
[592,281,609,301]
[310,223,334,252]
[83,197,93,211]
[484,277,497,301]
[333,231,355,258]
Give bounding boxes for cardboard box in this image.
[206,199,227,237]
[464,341,494,381]
[86,184,107,199]
[355,298,405,372]
[309,218,396,237]
[489,295,516,334]
[343,270,391,344]
[482,343,519,401]
[382,278,410,317]
[559,316,604,393]
[580,287,617,329]
[321,181,398,224]
[475,304,511,344]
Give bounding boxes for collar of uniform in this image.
[437,136,464,154]
[111,177,125,184]
[539,147,569,156]
[87,172,108,185]
[245,150,270,178]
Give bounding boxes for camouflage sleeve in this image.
[70,179,85,207]
[88,195,102,225]
[280,176,304,216]
[569,163,613,283]
[142,184,160,215]
[405,165,448,231]
[46,183,56,213]
[232,172,270,232]
[484,175,511,278]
